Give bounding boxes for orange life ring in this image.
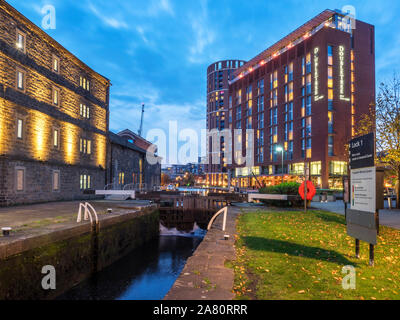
[298,181,316,201]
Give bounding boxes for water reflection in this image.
[58,230,204,300]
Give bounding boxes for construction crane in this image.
[138,103,145,137]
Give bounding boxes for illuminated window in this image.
[330,161,347,175]
[119,172,125,185]
[17,118,23,140]
[80,138,92,155]
[80,76,90,91]
[310,162,322,175]
[52,87,60,106]
[271,71,278,89]
[16,69,25,91]
[291,163,305,175]
[328,45,333,65]
[80,174,92,190]
[306,53,311,73]
[80,104,90,119]
[16,29,26,53]
[328,66,333,78]
[328,89,333,100]
[53,129,59,148]
[52,55,60,73]
[52,170,60,191]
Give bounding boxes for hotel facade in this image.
[207,9,375,189]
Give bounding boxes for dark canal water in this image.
[58,224,205,300]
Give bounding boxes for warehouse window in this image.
[52,55,60,73]
[16,69,25,91]
[80,76,90,91]
[80,174,92,190]
[52,87,60,106]
[52,170,60,191]
[80,138,92,155]
[80,103,90,119]
[15,167,25,192]
[16,29,26,53]
[17,118,23,140]
[53,128,59,148]
[119,172,125,185]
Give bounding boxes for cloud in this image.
[188,0,216,63]
[87,2,128,29]
[149,0,174,16]
[136,26,150,45]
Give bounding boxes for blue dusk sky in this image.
[6,0,400,163]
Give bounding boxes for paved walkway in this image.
[165,207,241,300]
[311,201,400,230]
[0,200,152,233]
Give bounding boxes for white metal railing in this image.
[104,183,121,190]
[207,207,228,231]
[123,183,135,191]
[77,202,99,225]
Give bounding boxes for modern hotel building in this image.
[205,59,245,187]
[221,9,375,189]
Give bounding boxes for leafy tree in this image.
[182,172,196,186]
[355,74,400,207]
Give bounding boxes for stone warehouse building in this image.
[0,0,110,205]
[0,1,160,206]
[107,131,161,191]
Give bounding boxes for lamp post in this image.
[276,146,284,184]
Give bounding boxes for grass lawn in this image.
[231,209,400,300]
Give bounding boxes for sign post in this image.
[304,163,309,213]
[347,133,378,266]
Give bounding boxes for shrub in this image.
[259,182,302,207]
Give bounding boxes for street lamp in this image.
[276,146,284,184]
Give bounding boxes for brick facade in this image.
[225,10,375,189]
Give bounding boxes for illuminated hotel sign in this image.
[339,45,350,101]
[314,47,324,101]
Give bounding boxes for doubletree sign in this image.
[349,132,375,170]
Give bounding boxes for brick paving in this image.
[165,207,241,300]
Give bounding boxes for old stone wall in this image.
[0,208,159,300]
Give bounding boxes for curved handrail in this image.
[123,183,135,191]
[207,207,228,231]
[77,202,98,225]
[85,202,99,225]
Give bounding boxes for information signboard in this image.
[347,133,378,263]
[350,167,376,213]
[349,132,374,170]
